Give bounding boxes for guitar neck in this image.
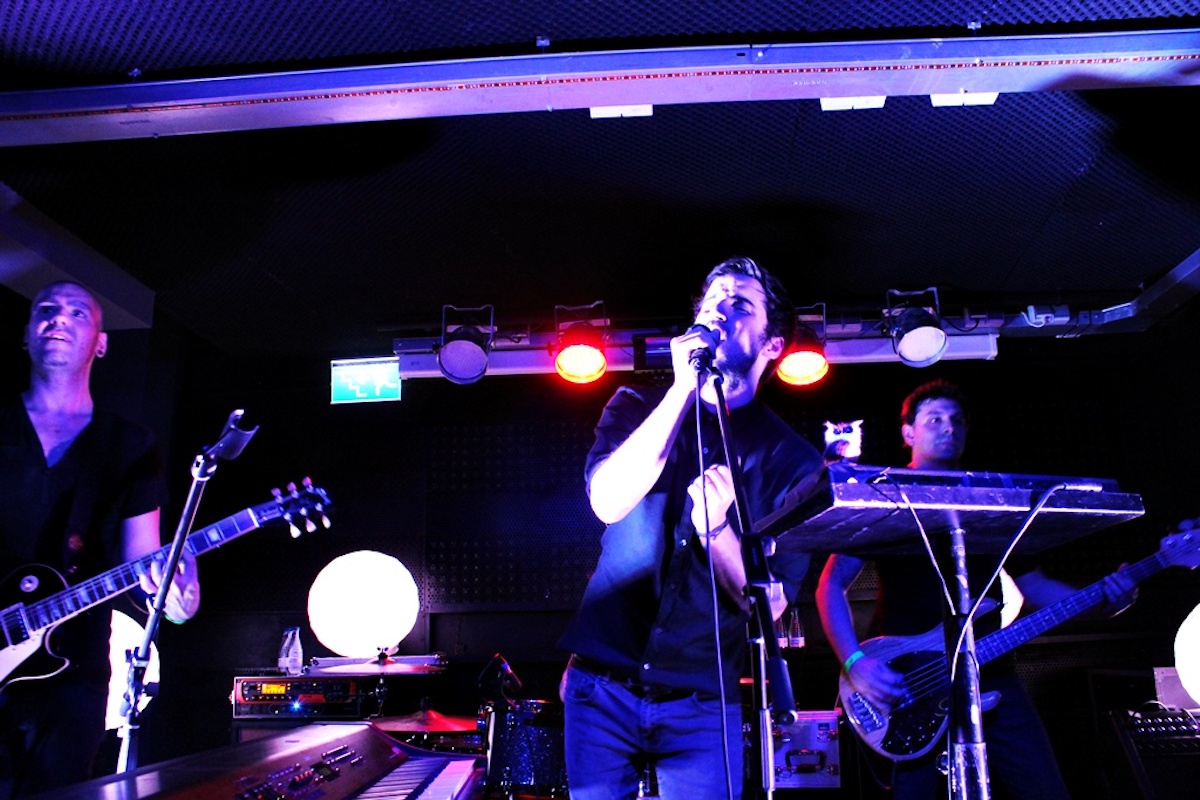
[23,503,278,634]
[975,550,1166,665]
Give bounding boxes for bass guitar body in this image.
[839,627,955,761]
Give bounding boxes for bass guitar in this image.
[841,529,1200,760]
[0,478,331,692]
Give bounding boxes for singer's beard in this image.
[712,332,766,393]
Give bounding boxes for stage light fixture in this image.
[554,302,608,384]
[887,288,948,368]
[554,323,606,383]
[389,295,1004,379]
[777,305,829,386]
[437,304,494,384]
[777,342,828,385]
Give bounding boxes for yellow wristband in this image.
[843,650,865,673]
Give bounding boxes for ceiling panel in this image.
[1,2,1198,363]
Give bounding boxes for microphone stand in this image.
[116,410,258,773]
[694,354,795,800]
[944,513,990,800]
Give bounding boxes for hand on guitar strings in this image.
[845,652,909,713]
[141,550,201,624]
[1099,565,1138,617]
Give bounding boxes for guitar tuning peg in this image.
[272,487,283,503]
[286,481,299,497]
[289,520,302,538]
[296,501,317,533]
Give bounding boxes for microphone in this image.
[495,653,523,692]
[686,324,720,371]
[201,409,259,461]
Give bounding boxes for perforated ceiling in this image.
[1,2,1198,360]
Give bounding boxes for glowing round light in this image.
[554,322,607,384]
[555,343,607,384]
[106,610,159,730]
[776,350,829,386]
[1174,603,1200,706]
[307,551,420,658]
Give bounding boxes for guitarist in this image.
[0,281,201,797]
[815,379,1138,799]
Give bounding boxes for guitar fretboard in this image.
[976,550,1167,664]
[19,505,274,633]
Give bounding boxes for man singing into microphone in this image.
[558,257,824,800]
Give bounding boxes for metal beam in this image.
[0,182,154,329]
[392,330,999,378]
[999,246,1200,336]
[2,28,1198,147]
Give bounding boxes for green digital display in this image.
[330,357,401,404]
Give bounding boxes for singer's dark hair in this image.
[900,379,970,426]
[694,256,795,348]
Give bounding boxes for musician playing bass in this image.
[0,281,200,798]
[815,379,1138,799]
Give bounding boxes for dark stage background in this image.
[3,287,1199,798]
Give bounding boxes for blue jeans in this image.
[562,661,743,800]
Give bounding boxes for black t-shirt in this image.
[872,551,1035,674]
[0,395,165,682]
[558,383,824,696]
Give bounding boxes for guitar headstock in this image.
[1161,521,1200,570]
[272,478,332,538]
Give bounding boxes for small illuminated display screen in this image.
[258,683,289,696]
[330,358,401,405]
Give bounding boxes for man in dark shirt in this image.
[815,379,1136,799]
[0,281,200,797]
[558,257,824,800]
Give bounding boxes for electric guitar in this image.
[840,529,1200,760]
[0,478,331,693]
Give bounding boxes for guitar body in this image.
[839,530,1200,761]
[0,563,71,692]
[839,627,952,761]
[0,480,331,696]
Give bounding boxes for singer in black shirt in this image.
[558,257,823,800]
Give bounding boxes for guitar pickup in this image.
[1,603,31,647]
